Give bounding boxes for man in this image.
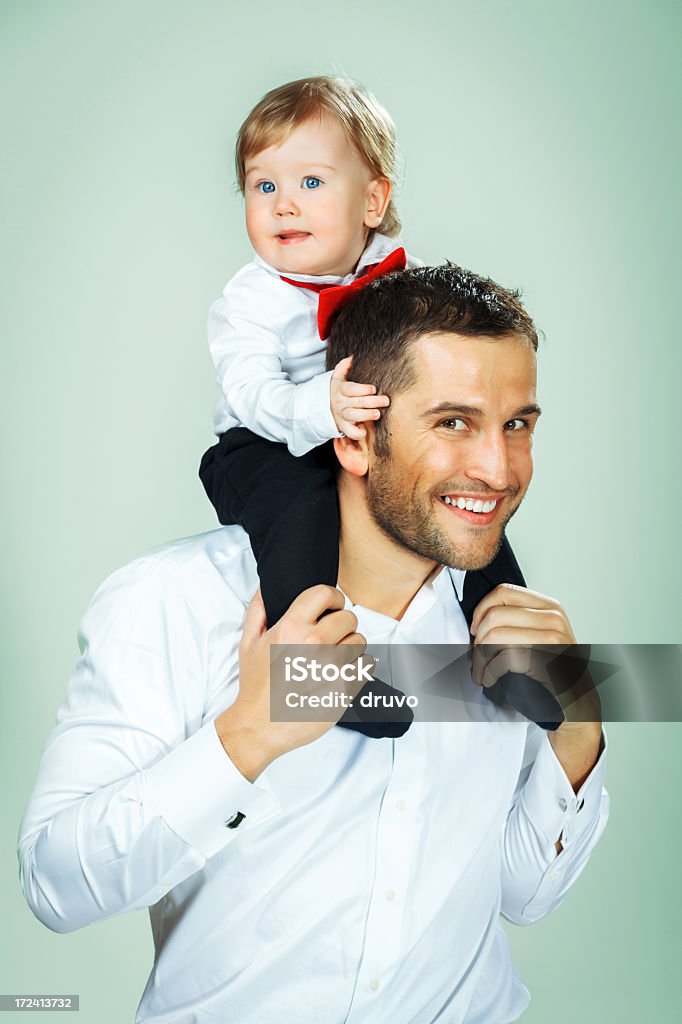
[19,266,608,1023]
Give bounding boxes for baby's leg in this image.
[199,429,413,738]
[199,428,339,625]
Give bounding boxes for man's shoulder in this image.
[142,524,254,570]
[86,526,257,631]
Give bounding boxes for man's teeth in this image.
[442,497,498,513]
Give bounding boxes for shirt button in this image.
[369,980,380,993]
[558,797,568,812]
[396,800,407,811]
[385,889,397,902]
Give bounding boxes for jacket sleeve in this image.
[17,560,279,934]
[500,724,609,925]
[208,271,340,456]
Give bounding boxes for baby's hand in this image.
[330,356,390,439]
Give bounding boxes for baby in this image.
[200,77,421,738]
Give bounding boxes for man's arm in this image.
[549,722,604,851]
[470,584,609,923]
[498,722,608,924]
[18,559,365,935]
[18,558,280,933]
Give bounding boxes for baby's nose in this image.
[274,191,299,216]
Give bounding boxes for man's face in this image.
[366,331,540,571]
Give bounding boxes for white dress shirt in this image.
[19,527,609,1023]
[208,232,422,455]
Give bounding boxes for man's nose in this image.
[463,431,512,492]
[274,189,299,217]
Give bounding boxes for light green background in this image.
[2,1,680,1021]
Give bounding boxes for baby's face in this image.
[243,114,386,277]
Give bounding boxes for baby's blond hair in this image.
[235,76,401,238]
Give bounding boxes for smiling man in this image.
[364,330,539,571]
[20,266,608,1024]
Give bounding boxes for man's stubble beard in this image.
[366,449,522,572]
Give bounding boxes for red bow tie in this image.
[280,246,407,339]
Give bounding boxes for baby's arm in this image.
[209,269,391,455]
[209,290,336,457]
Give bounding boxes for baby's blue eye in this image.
[257,180,275,194]
[303,177,321,189]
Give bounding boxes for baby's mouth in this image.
[276,231,311,243]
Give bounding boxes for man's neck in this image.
[337,479,440,621]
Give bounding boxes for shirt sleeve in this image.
[500,724,609,925]
[208,272,341,456]
[17,559,280,935]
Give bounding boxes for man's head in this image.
[327,265,541,571]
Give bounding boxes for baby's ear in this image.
[334,429,371,477]
[364,177,392,229]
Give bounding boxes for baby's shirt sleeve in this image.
[208,264,341,457]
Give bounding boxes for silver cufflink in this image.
[224,811,246,829]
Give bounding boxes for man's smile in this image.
[437,492,506,526]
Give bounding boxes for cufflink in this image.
[224,811,246,829]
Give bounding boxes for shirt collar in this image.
[339,565,467,636]
[253,232,402,287]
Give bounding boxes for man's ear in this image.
[364,177,392,230]
[333,428,371,477]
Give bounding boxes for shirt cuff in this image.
[520,728,607,848]
[290,370,342,455]
[144,720,281,860]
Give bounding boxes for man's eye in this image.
[303,176,321,189]
[257,180,276,194]
[441,418,467,431]
[504,418,528,431]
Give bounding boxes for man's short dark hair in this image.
[326,263,539,455]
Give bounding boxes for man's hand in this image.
[469,584,603,796]
[215,586,366,782]
[330,355,390,439]
[470,583,578,693]
[470,582,577,647]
